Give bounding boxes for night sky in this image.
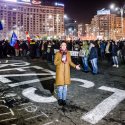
[42,0,125,23]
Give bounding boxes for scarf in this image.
[60,49,67,63]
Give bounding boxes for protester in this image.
[79,41,89,72]
[99,41,106,60]
[0,39,125,70]
[14,40,20,57]
[105,41,111,63]
[122,42,125,64]
[110,41,119,68]
[89,42,98,75]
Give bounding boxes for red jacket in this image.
[14,42,20,49]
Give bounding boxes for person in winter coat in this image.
[89,42,98,75]
[54,41,80,106]
[105,41,111,63]
[79,41,89,72]
[110,42,119,68]
[14,40,20,57]
[99,41,106,60]
[122,42,125,64]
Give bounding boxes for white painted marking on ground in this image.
[15,68,26,72]
[9,76,54,87]
[9,108,15,116]
[32,66,44,70]
[0,100,5,103]
[71,78,95,88]
[0,77,12,83]
[0,73,55,77]
[41,111,49,118]
[42,121,54,125]
[19,102,33,106]
[99,86,125,93]
[32,66,56,75]
[4,93,17,98]
[25,105,38,113]
[0,66,33,72]
[0,62,30,68]
[82,86,125,124]
[0,105,14,115]
[25,113,48,121]
[22,87,57,103]
[0,105,9,108]
[0,118,16,123]
[0,65,54,72]
[0,65,55,75]
[0,112,12,116]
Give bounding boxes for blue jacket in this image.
[111,44,118,56]
[89,47,98,60]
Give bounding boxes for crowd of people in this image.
[0,39,125,74]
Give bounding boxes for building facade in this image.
[0,0,64,39]
[92,14,116,40]
[78,24,85,37]
[85,9,125,40]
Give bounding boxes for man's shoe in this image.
[84,71,89,73]
[58,99,63,106]
[92,72,97,75]
[62,100,66,106]
[116,65,119,68]
[113,64,116,67]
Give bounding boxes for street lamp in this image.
[64,14,68,20]
[110,4,115,9]
[110,3,125,39]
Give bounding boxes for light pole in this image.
[56,14,59,36]
[64,14,70,37]
[110,4,125,39]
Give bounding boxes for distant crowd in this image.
[0,39,125,74]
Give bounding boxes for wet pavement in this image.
[0,57,125,125]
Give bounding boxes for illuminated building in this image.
[0,0,64,39]
[86,9,125,40]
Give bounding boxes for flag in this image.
[0,20,3,30]
[26,31,31,43]
[10,32,18,47]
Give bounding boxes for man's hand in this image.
[76,65,81,70]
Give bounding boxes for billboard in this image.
[18,0,31,3]
[5,0,31,3]
[5,0,17,2]
[32,0,41,4]
[97,9,110,15]
[55,2,64,7]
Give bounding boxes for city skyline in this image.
[43,0,125,23]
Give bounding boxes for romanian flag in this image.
[10,32,18,47]
[26,31,31,43]
[0,20,3,30]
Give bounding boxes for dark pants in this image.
[30,45,36,59]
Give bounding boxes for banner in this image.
[54,49,79,57]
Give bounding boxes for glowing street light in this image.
[110,4,115,9]
[64,14,68,19]
[115,7,119,11]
